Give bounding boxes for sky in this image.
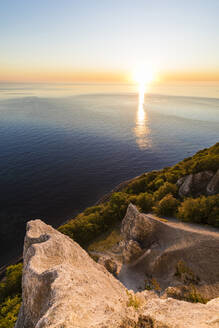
[1,0,219,82]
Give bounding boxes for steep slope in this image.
[15,219,219,328]
[15,220,135,328]
[119,204,219,300]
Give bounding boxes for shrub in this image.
[59,210,108,247]
[0,263,22,328]
[177,195,219,227]
[154,178,165,189]
[150,278,162,293]
[0,263,22,302]
[154,194,178,216]
[108,192,130,220]
[175,260,200,284]
[0,295,21,328]
[83,205,103,215]
[126,290,141,309]
[191,155,219,173]
[164,172,179,183]
[136,193,154,212]
[59,192,130,247]
[153,182,178,201]
[125,177,146,194]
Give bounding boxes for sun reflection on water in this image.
[134,84,151,149]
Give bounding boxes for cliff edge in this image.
[15,216,219,328]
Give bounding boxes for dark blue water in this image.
[0,87,219,266]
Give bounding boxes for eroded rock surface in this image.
[15,220,136,328]
[16,218,219,328]
[207,169,219,195]
[177,169,219,197]
[120,204,219,300]
[178,171,214,197]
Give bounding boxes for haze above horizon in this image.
[1,0,219,83]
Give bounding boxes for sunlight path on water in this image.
[134,83,151,150]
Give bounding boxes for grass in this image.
[87,225,122,252]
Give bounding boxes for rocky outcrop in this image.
[120,204,219,299]
[15,220,136,328]
[177,170,219,197]
[207,169,219,195]
[178,171,214,197]
[16,218,219,328]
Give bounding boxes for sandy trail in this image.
[146,214,219,237]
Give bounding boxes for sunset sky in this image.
[1,0,219,82]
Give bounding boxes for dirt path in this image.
[146,214,219,237]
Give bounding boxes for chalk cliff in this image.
[15,215,219,328]
[120,204,219,300]
[177,169,219,197]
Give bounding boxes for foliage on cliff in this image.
[2,143,218,326]
[59,142,219,247]
[0,263,22,328]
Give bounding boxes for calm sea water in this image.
[0,83,219,267]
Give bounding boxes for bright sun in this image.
[132,66,155,86]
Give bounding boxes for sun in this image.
[132,66,156,86]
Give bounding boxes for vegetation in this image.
[87,226,122,252]
[59,193,130,247]
[1,143,218,324]
[126,290,141,309]
[144,278,161,293]
[0,263,22,328]
[60,142,219,248]
[150,278,162,293]
[154,194,178,216]
[175,260,200,284]
[166,285,208,304]
[178,195,219,226]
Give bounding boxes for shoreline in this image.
[0,174,140,276]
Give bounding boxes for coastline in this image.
[0,174,140,275]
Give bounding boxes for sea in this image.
[0,82,218,267]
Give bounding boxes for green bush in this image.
[108,192,130,220]
[177,195,219,227]
[154,194,178,216]
[0,295,21,328]
[154,182,178,201]
[0,263,22,302]
[59,143,219,247]
[136,192,154,212]
[125,177,147,194]
[59,192,130,247]
[0,263,22,328]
